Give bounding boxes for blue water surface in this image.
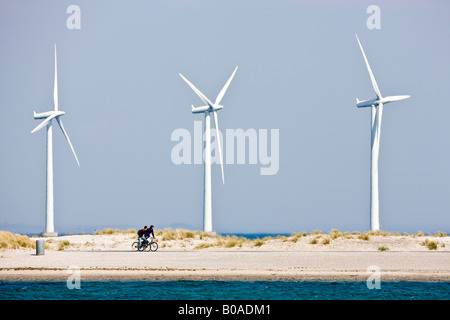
[0,281,448,300]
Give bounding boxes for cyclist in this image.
[137,226,148,250]
[144,225,155,245]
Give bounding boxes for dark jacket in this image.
[145,228,155,238]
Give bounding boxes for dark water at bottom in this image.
[0,280,448,300]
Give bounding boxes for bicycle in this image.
[132,238,158,252]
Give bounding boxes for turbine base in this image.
[41,232,58,237]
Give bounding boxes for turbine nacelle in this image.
[191,104,223,114]
[356,95,411,108]
[356,98,378,108]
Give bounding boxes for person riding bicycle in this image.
[137,226,148,249]
[143,225,155,245]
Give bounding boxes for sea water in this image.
[0,281,448,300]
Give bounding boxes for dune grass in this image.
[289,232,308,243]
[0,231,36,250]
[253,239,265,247]
[159,228,214,241]
[94,228,136,235]
[358,234,370,241]
[421,239,439,250]
[58,240,72,251]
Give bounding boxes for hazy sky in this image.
[1,0,449,234]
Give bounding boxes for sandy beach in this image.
[1,230,449,281]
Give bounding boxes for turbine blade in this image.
[31,113,58,134]
[179,73,214,108]
[214,66,238,106]
[355,34,382,99]
[383,95,411,103]
[212,111,224,184]
[56,117,80,167]
[54,44,58,111]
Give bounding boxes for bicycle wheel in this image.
[144,242,151,251]
[150,242,158,252]
[131,242,139,252]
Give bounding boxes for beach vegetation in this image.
[378,246,389,251]
[311,230,323,235]
[215,239,224,247]
[359,234,370,241]
[289,232,307,243]
[0,231,36,250]
[159,228,217,241]
[223,236,245,248]
[329,229,343,240]
[198,231,214,240]
[178,230,195,239]
[435,231,447,237]
[309,237,319,244]
[421,239,439,250]
[427,241,438,250]
[253,239,265,247]
[194,243,214,249]
[321,237,331,245]
[344,232,355,239]
[162,229,177,241]
[365,230,394,237]
[94,228,135,235]
[58,240,72,251]
[225,238,238,248]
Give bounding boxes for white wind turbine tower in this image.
[355,35,410,231]
[179,67,238,233]
[31,45,80,237]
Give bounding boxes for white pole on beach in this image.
[179,67,238,233]
[31,45,80,237]
[355,35,410,231]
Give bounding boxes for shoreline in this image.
[1,268,449,282]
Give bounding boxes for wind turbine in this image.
[179,66,238,233]
[355,35,410,231]
[31,45,80,237]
